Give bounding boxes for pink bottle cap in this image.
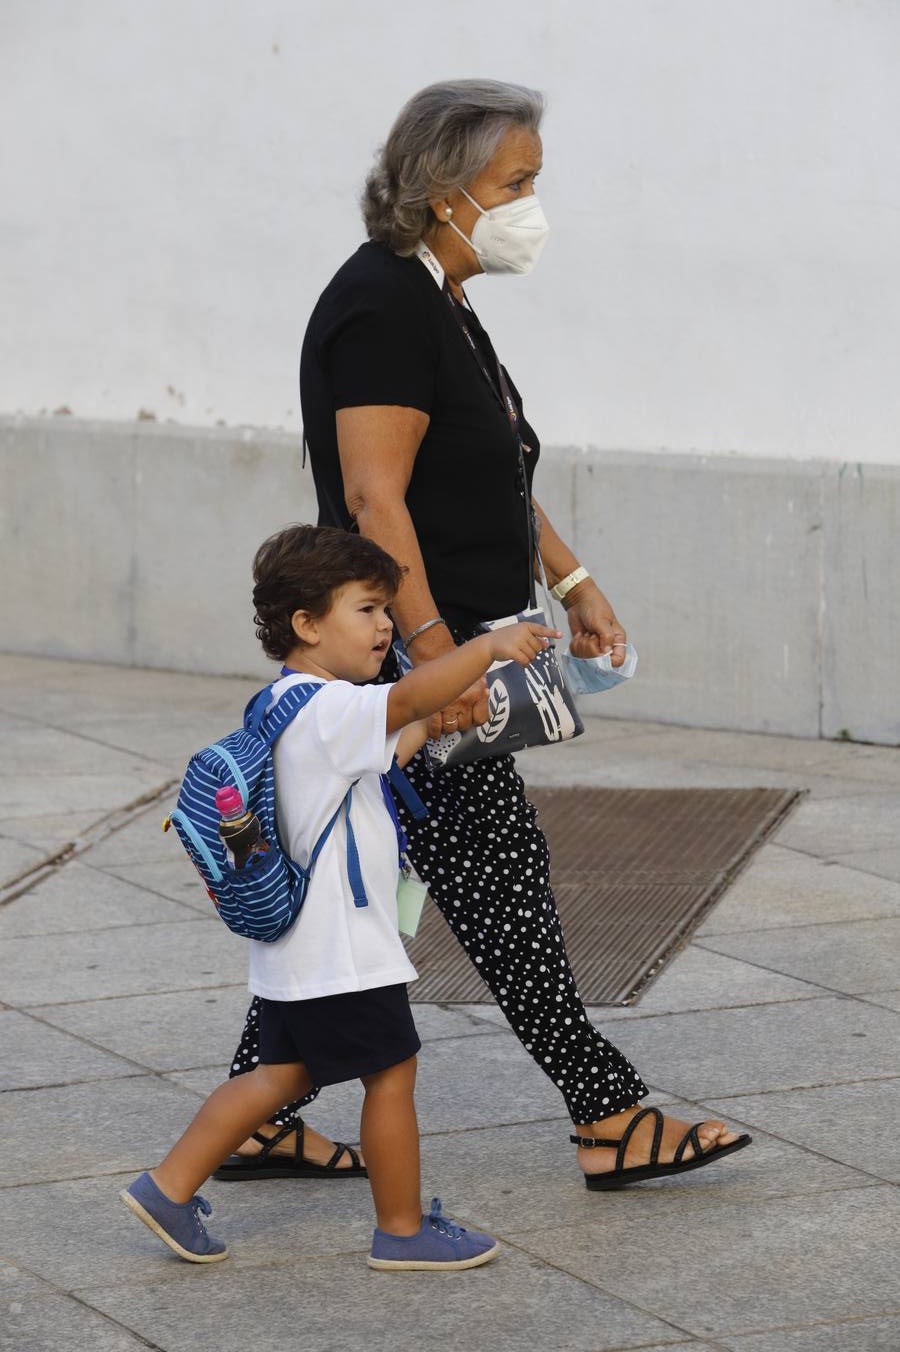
[215,785,244,814]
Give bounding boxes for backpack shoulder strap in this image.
[244,684,275,737]
[247,681,369,907]
[301,785,368,910]
[386,760,427,820]
[244,680,322,744]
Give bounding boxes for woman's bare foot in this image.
[235,1120,365,1171]
[575,1104,741,1178]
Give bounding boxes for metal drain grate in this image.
[406,787,802,1006]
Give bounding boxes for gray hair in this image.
[362,79,544,256]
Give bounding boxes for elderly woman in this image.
[219,79,749,1189]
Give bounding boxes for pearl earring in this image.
[445,207,452,217]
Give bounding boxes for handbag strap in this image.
[442,284,538,608]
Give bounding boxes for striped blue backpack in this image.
[164,679,424,943]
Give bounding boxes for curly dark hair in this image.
[252,524,404,662]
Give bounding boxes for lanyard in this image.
[378,775,411,874]
[442,282,520,431]
[442,283,538,608]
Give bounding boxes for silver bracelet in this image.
[402,616,448,651]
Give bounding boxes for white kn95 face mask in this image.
[447,188,550,275]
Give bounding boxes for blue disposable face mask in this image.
[562,643,638,695]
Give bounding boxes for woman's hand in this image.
[427,678,490,741]
[565,580,628,665]
[408,622,489,738]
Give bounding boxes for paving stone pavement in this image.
[1,653,898,1352]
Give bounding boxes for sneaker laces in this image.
[190,1194,213,1220]
[426,1197,464,1239]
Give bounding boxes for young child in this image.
[121,523,559,1272]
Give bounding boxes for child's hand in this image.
[488,622,562,667]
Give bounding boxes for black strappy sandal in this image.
[571,1106,752,1191]
[213,1120,367,1181]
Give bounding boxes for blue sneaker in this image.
[120,1171,228,1263]
[368,1198,499,1271]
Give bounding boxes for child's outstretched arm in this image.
[386,622,561,735]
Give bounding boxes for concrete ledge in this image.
[2,416,896,742]
[2,416,316,677]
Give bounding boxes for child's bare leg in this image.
[360,1056,421,1235]
[153,1062,312,1203]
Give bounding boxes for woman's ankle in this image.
[574,1104,641,1137]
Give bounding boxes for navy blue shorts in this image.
[257,983,420,1087]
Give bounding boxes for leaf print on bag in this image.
[476,680,510,744]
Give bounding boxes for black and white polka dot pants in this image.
[229,749,648,1126]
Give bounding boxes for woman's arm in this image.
[533,496,628,665]
[337,405,438,639]
[336,405,489,732]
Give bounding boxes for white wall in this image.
[5,417,898,743]
[3,0,899,463]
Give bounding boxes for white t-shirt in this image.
[247,674,418,1002]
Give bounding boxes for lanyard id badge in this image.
[378,774,429,938]
[396,870,428,938]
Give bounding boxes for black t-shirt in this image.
[299,241,541,625]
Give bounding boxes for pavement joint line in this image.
[591,990,832,1021]
[630,1070,900,1122]
[0,703,177,767]
[0,699,190,773]
[690,1100,900,1188]
[2,1070,160,1095]
[7,981,246,1011]
[692,936,900,1003]
[0,779,178,906]
[699,911,900,937]
[768,838,900,879]
[2,910,214,938]
[19,982,248,1012]
[491,1232,723,1346]
[17,983,248,1011]
[65,1289,167,1351]
[514,1181,895,1247]
[855,991,900,1011]
[87,890,216,925]
[661,1309,900,1343]
[592,990,879,1025]
[508,1151,886,1205]
[646,1069,900,1103]
[705,771,897,803]
[830,861,900,888]
[0,1260,167,1352]
[52,854,215,920]
[13,978,237,1011]
[707,1071,900,1100]
[7,1004,221,1082]
[766,839,900,863]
